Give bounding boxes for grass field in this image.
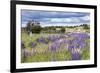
[21,31,90,63]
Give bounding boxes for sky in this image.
[21,10,90,27]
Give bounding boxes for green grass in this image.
[81,39,90,60]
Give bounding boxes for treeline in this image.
[41,24,89,29]
[22,20,90,34]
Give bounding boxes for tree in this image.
[26,21,32,34]
[32,26,42,33]
[26,20,42,34]
[61,27,65,33]
[82,24,89,29]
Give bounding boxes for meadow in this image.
[21,29,90,63]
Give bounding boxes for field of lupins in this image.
[21,32,90,63]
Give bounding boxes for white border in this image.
[16,5,94,69]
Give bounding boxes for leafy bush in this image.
[61,27,65,33]
[31,26,42,33]
[82,24,90,29]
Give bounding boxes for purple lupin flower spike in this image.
[37,37,48,44]
[71,52,80,60]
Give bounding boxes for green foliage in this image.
[54,51,71,61]
[81,39,90,60]
[24,22,90,34]
[81,49,90,60]
[26,20,42,34]
[31,26,42,33]
[24,53,52,62]
[22,51,71,63]
[82,24,90,29]
[61,27,65,33]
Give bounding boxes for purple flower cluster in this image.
[22,32,90,61]
[48,35,61,42]
[67,39,86,51]
[68,33,90,40]
[36,37,48,44]
[71,53,80,60]
[67,33,89,60]
[48,33,89,60]
[49,40,62,52]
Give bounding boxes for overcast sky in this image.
[21,10,90,27]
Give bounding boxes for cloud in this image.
[80,15,90,21]
[21,10,90,27]
[50,18,72,22]
[21,10,90,18]
[21,21,28,27]
[41,17,81,23]
[67,17,80,23]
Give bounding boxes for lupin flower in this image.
[29,42,36,48]
[71,52,80,60]
[37,37,48,44]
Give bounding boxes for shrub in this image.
[82,24,90,29]
[61,27,65,33]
